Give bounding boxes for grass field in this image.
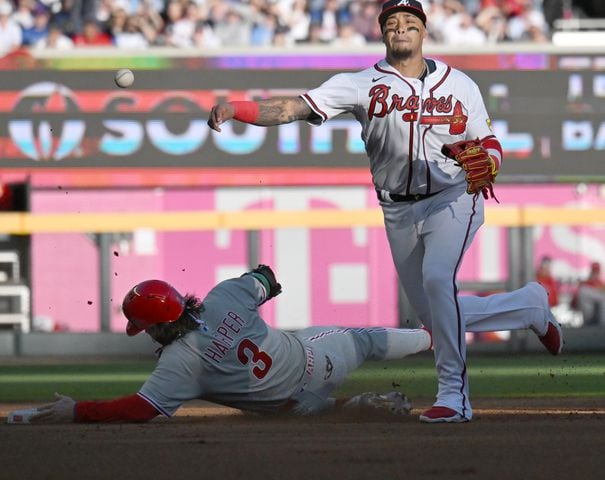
[1,352,603,403]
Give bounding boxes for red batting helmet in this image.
[122,280,186,336]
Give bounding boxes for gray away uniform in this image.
[138,274,430,416]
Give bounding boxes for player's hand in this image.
[30,392,76,424]
[207,103,235,132]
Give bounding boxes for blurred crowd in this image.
[0,0,603,56]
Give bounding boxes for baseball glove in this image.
[441,138,498,200]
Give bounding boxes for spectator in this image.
[212,3,253,47]
[113,12,155,48]
[331,20,366,47]
[442,0,485,45]
[476,6,510,42]
[162,0,192,48]
[48,0,82,38]
[34,21,74,49]
[424,0,448,43]
[251,12,278,46]
[302,20,330,44]
[350,0,382,42]
[271,23,293,46]
[279,0,311,44]
[191,19,219,47]
[0,1,23,57]
[108,5,127,35]
[22,4,51,46]
[309,0,350,43]
[92,0,114,26]
[13,0,35,30]
[442,11,487,45]
[535,255,560,307]
[575,262,605,326]
[506,0,549,42]
[135,0,164,42]
[72,18,113,45]
[1,0,564,51]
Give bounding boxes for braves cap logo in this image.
[379,0,426,26]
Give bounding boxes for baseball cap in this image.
[379,0,427,27]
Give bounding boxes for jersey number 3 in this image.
[237,338,273,379]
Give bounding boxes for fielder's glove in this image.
[441,138,498,200]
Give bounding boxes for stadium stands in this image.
[0,0,604,53]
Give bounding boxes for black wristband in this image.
[245,264,282,302]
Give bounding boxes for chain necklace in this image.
[417,59,428,79]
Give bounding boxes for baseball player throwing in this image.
[30,265,431,423]
[207,0,563,423]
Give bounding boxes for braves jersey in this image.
[138,275,307,416]
[302,58,495,196]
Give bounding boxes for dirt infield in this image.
[1,397,603,480]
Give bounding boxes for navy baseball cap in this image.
[379,0,427,27]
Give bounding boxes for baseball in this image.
[114,68,134,88]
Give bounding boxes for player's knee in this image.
[422,271,451,296]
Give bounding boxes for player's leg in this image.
[460,281,563,355]
[461,282,551,333]
[288,327,358,414]
[419,192,483,421]
[384,187,483,421]
[289,326,429,414]
[380,202,433,328]
[351,326,431,360]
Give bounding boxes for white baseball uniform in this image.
[302,58,552,420]
[138,274,430,416]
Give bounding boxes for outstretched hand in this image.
[207,103,235,132]
[30,392,76,424]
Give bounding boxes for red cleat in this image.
[539,311,563,355]
[419,406,468,423]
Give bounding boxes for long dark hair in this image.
[147,294,205,347]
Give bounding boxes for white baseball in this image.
[115,68,135,88]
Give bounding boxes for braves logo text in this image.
[367,85,467,134]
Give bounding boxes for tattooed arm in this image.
[207,98,316,132]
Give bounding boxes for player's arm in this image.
[31,392,160,423]
[207,97,316,132]
[242,264,283,305]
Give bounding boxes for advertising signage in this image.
[0,53,603,184]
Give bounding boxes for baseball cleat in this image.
[343,392,412,415]
[538,310,563,355]
[419,406,469,423]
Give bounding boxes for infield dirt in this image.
[1,397,603,480]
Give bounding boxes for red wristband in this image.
[230,101,259,123]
